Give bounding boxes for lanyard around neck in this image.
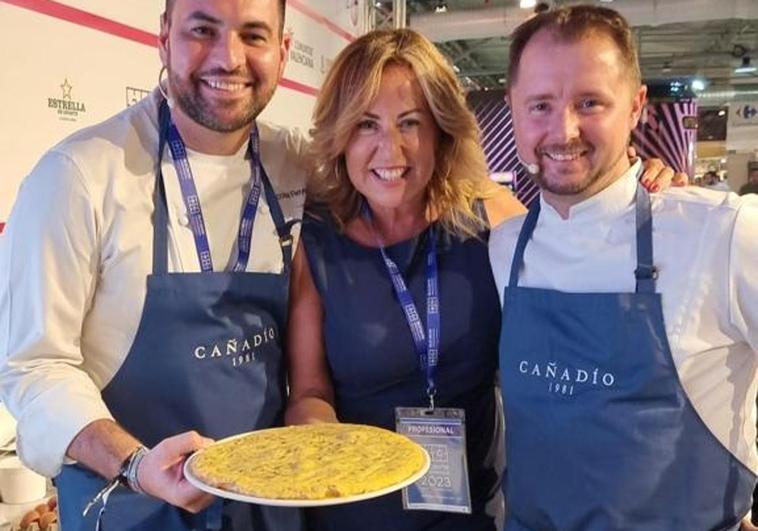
[165,120,263,273]
[363,205,441,409]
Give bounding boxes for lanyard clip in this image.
[83,477,120,530]
[82,478,119,517]
[426,385,436,412]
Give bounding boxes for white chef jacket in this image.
[489,162,758,474]
[0,89,308,477]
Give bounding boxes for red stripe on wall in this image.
[0,0,322,98]
[279,77,319,97]
[287,0,356,42]
[2,0,158,47]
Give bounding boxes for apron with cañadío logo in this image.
[55,100,303,531]
[499,184,755,530]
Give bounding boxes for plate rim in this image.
[182,425,431,507]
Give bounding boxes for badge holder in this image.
[396,406,471,514]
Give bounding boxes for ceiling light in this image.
[434,1,448,13]
[718,109,726,116]
[735,56,757,74]
[520,0,537,8]
[691,78,706,92]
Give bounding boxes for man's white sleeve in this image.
[0,151,113,477]
[729,196,758,353]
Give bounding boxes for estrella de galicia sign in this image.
[48,78,87,122]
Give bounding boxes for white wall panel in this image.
[0,0,365,228]
[0,1,160,226]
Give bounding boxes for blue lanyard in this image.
[165,120,263,273]
[364,206,441,409]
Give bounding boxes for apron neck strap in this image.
[153,99,171,275]
[633,184,657,294]
[260,166,296,271]
[507,181,657,293]
[508,198,540,289]
[152,99,295,274]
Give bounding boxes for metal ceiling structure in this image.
[369,0,758,104]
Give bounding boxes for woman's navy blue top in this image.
[301,207,504,531]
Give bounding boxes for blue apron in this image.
[499,185,756,531]
[55,102,304,531]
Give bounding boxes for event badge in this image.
[396,407,471,514]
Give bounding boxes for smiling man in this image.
[489,5,758,530]
[0,1,307,530]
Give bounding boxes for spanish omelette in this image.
[187,423,429,503]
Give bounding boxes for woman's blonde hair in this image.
[308,28,498,237]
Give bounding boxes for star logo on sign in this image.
[60,78,73,100]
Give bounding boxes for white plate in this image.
[183,429,431,507]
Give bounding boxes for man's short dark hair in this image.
[164,0,287,36]
[506,5,641,92]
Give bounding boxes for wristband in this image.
[117,445,148,494]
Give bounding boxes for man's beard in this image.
[169,69,276,133]
[529,144,626,197]
[531,165,600,196]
